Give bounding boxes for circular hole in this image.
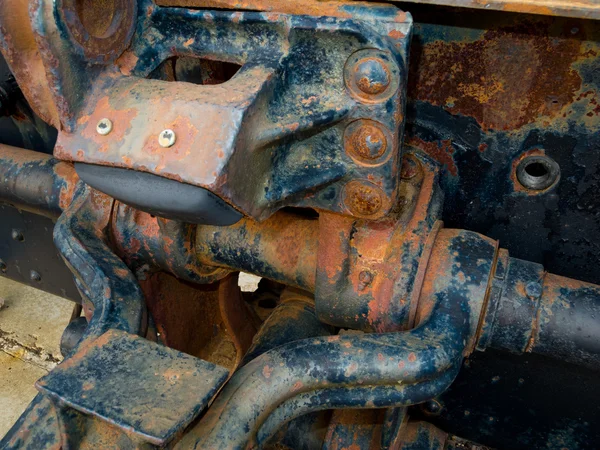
[516,155,560,191]
[75,0,117,38]
[524,161,549,178]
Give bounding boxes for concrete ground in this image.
[0,277,72,437]
[0,272,260,438]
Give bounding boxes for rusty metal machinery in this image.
[1,0,600,449]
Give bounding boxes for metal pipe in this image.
[196,211,319,291]
[241,289,333,365]
[255,369,459,446]
[480,255,600,370]
[176,228,496,450]
[0,144,78,218]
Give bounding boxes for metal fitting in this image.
[96,118,113,136]
[159,129,176,148]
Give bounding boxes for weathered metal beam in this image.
[156,0,600,20]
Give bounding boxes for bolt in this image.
[0,259,6,273]
[96,118,113,136]
[525,281,543,299]
[343,181,384,217]
[11,229,24,242]
[401,155,420,179]
[353,57,390,96]
[30,270,41,282]
[422,399,443,415]
[158,129,176,148]
[346,122,388,162]
[358,270,374,290]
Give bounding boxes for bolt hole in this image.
[516,155,560,191]
[524,161,548,178]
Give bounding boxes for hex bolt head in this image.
[96,118,113,136]
[11,229,24,242]
[353,57,390,96]
[159,129,176,148]
[30,270,41,282]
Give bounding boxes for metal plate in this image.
[0,205,79,301]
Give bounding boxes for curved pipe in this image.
[256,366,459,446]
[176,228,496,450]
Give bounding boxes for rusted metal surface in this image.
[405,10,600,286]
[480,259,600,370]
[0,144,78,218]
[315,152,443,332]
[36,329,229,447]
[26,0,412,221]
[400,0,600,20]
[112,202,230,284]
[196,210,320,291]
[0,1,59,128]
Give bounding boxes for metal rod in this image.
[0,144,78,218]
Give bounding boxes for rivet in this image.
[30,270,41,282]
[11,229,24,242]
[159,129,176,148]
[525,281,542,299]
[345,121,388,163]
[96,118,113,136]
[422,399,443,415]
[354,57,390,96]
[401,155,421,180]
[343,181,385,218]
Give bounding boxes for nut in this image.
[159,129,176,148]
[96,118,113,136]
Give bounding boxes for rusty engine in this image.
[0,0,599,449]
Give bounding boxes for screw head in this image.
[158,129,176,148]
[354,58,390,96]
[30,270,41,282]
[345,121,388,163]
[343,181,386,218]
[11,229,24,242]
[96,118,113,136]
[525,281,543,299]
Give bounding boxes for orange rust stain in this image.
[408,21,585,131]
[408,352,416,362]
[262,365,273,379]
[388,29,405,40]
[183,38,195,47]
[291,381,304,392]
[407,136,457,177]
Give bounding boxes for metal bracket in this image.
[31,0,412,221]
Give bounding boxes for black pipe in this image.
[479,254,600,370]
[0,144,77,218]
